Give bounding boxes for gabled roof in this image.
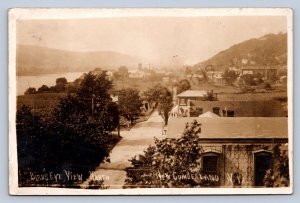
[177,90,207,98]
[167,117,288,140]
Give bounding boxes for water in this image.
[17,72,86,96]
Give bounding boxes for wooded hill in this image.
[195,33,287,70]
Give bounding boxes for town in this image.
[15,16,290,190]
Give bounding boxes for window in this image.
[223,109,235,117]
[179,98,186,106]
[227,110,235,117]
[212,107,220,116]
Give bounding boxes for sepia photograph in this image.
[8,8,293,195]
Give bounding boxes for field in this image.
[113,79,165,93]
[17,93,66,118]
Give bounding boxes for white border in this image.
[8,8,293,195]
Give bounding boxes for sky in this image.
[17,16,287,66]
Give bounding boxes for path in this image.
[81,110,164,189]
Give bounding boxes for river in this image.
[17,72,86,96]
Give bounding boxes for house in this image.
[241,66,278,80]
[188,100,287,117]
[175,90,208,117]
[172,88,286,118]
[166,116,288,187]
[206,71,225,85]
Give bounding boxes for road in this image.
[81,110,164,189]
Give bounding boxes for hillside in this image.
[17,45,144,76]
[195,33,287,70]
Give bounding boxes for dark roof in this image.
[167,117,288,140]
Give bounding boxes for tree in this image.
[118,66,129,79]
[55,77,68,92]
[16,105,51,185]
[242,74,256,86]
[37,85,49,93]
[56,77,67,85]
[222,69,238,85]
[124,120,205,188]
[54,71,120,143]
[177,79,191,94]
[157,87,173,125]
[118,88,142,124]
[143,84,173,125]
[24,87,37,94]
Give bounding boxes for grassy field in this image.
[17,93,66,118]
[113,79,166,93]
[191,82,287,101]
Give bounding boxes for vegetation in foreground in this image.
[17,72,121,187]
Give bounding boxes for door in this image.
[201,153,220,187]
[254,152,273,186]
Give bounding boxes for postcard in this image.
[8,8,293,195]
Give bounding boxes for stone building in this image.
[166,117,288,187]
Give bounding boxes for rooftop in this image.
[167,117,288,140]
[177,90,207,98]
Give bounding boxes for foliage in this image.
[86,179,108,189]
[124,120,206,188]
[157,87,173,125]
[25,87,37,94]
[17,71,120,187]
[177,79,191,94]
[118,66,129,80]
[144,84,173,125]
[222,69,238,85]
[204,90,217,101]
[37,85,50,93]
[16,105,45,170]
[56,77,68,85]
[263,144,290,187]
[118,88,142,124]
[241,74,256,86]
[53,72,120,145]
[54,77,68,92]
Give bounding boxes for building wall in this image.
[200,143,288,187]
